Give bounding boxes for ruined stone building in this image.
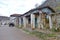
[10,14,21,27]
[10,0,60,30]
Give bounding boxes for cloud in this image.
[0,0,46,16]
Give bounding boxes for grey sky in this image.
[0,0,46,16]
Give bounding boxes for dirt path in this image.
[0,26,40,40]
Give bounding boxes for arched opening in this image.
[41,7,54,29]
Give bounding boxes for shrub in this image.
[51,27,60,32]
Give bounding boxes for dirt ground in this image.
[0,26,40,40]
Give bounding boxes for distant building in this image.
[0,16,10,26]
[10,14,21,27]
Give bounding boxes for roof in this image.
[38,0,60,13]
[10,14,22,17]
[20,0,56,17]
[21,6,55,17]
[14,0,60,17]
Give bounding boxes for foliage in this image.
[51,27,60,32]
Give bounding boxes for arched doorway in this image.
[41,7,55,29]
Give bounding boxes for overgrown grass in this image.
[23,29,30,32]
[51,27,60,32]
[23,29,57,40]
[30,31,56,40]
[16,26,21,29]
[30,31,47,40]
[16,26,23,29]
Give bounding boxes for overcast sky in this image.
[0,0,46,17]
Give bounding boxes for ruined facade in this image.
[10,14,21,27]
[10,0,60,30]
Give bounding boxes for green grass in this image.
[23,29,30,32]
[23,29,57,40]
[30,31,56,40]
[51,27,60,32]
[47,33,56,37]
[16,25,23,29]
[30,31,47,40]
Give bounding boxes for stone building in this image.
[18,0,60,30]
[38,0,60,29]
[10,0,60,30]
[10,14,21,27]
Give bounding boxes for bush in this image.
[51,27,60,32]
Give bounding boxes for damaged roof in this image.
[10,14,22,17]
